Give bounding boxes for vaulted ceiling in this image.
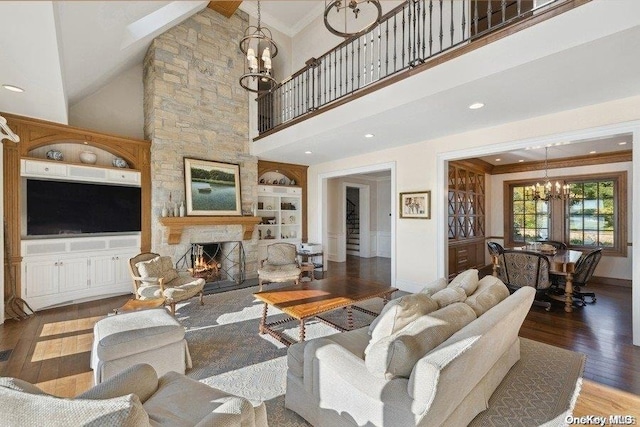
[1,1,639,165]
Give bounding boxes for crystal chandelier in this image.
[528,147,570,201]
[324,0,382,38]
[239,1,278,93]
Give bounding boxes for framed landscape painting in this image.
[184,158,242,216]
[399,191,431,219]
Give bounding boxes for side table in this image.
[113,298,166,315]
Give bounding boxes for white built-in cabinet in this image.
[19,158,142,310]
[257,185,302,262]
[21,235,140,310]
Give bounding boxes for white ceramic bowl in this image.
[79,151,97,164]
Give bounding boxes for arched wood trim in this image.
[258,160,309,242]
[2,112,152,301]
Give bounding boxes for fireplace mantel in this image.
[159,216,261,244]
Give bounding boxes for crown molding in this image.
[490,150,632,174]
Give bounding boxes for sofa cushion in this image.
[0,386,148,427]
[288,327,370,379]
[431,287,466,308]
[464,275,510,316]
[143,371,248,426]
[418,277,447,296]
[159,256,179,283]
[365,303,477,379]
[447,269,479,296]
[367,293,439,341]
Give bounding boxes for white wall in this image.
[489,161,633,280]
[308,95,640,292]
[68,63,144,139]
[290,2,403,71]
[376,177,392,257]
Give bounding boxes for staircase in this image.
[346,199,360,256]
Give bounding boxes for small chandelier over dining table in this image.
[239,1,278,93]
[324,0,382,37]
[528,146,571,201]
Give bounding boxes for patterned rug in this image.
[176,285,585,426]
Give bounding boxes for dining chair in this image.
[496,249,552,311]
[536,240,568,250]
[487,241,504,257]
[566,248,602,305]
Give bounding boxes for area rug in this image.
[176,285,585,426]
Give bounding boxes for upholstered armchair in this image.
[0,363,268,427]
[495,249,552,311]
[128,252,205,315]
[257,243,301,291]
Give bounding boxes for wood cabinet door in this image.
[90,255,117,288]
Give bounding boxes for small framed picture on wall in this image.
[399,191,431,219]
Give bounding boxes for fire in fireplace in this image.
[177,242,247,286]
[190,244,222,281]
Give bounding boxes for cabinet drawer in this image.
[108,169,139,184]
[22,160,66,177]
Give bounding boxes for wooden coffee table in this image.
[254,276,396,346]
[113,298,166,314]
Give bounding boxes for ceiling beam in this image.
[490,150,632,175]
[207,1,242,18]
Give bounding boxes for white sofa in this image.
[285,272,535,427]
[1,363,268,427]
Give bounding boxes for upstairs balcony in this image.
[255,0,585,138]
[251,0,640,165]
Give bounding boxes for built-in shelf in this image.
[159,216,262,244]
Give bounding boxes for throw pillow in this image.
[136,256,178,284]
[367,294,439,341]
[447,269,479,296]
[418,277,447,296]
[464,275,510,316]
[365,302,477,379]
[136,257,163,279]
[0,387,149,427]
[431,287,466,308]
[159,256,179,283]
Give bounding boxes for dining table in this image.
[492,245,583,313]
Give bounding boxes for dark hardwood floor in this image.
[1,255,639,400]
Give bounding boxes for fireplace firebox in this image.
[177,241,246,285]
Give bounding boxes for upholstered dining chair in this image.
[560,248,602,305]
[257,243,301,291]
[487,241,504,257]
[536,240,568,250]
[496,249,552,311]
[128,252,205,315]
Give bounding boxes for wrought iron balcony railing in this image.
[256,0,577,136]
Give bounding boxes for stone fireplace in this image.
[143,7,258,279]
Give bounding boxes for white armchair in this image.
[257,243,301,291]
[128,252,205,315]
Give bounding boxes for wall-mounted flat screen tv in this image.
[26,179,141,237]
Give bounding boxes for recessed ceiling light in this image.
[518,159,524,163]
[495,158,501,162]
[364,133,374,138]
[619,141,627,145]
[2,84,24,93]
[468,102,484,110]
[589,150,597,154]
[304,151,312,154]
